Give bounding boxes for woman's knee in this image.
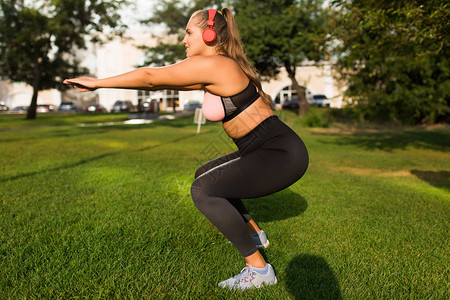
[190,178,209,208]
[194,166,206,179]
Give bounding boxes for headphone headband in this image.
[207,9,217,27]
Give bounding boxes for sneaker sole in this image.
[240,276,278,290]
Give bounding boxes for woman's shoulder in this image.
[181,55,247,93]
[185,54,236,65]
[183,55,242,76]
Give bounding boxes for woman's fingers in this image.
[63,78,96,92]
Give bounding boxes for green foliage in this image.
[234,0,330,116]
[137,1,330,117]
[329,106,364,123]
[300,107,331,127]
[0,0,128,118]
[331,0,450,124]
[137,0,227,67]
[234,0,328,79]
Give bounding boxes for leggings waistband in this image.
[233,115,293,155]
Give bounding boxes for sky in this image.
[120,0,158,30]
[23,0,158,30]
[82,1,160,72]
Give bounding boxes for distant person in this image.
[64,8,308,290]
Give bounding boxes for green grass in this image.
[0,111,448,299]
[0,112,129,128]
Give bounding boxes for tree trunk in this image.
[285,62,309,116]
[26,58,41,120]
[26,87,39,119]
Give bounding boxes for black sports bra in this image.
[220,81,260,122]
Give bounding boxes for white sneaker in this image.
[250,230,270,248]
[218,264,277,290]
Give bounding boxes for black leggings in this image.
[191,116,308,257]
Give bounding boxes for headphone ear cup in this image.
[202,28,216,44]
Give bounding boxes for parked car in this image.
[84,104,107,113]
[111,100,136,112]
[183,100,202,111]
[282,97,299,110]
[58,101,83,112]
[310,94,331,107]
[12,105,28,113]
[37,104,56,113]
[0,102,9,112]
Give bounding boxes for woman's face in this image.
[182,17,208,57]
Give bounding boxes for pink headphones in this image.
[202,9,217,44]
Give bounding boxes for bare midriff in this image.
[222,97,275,139]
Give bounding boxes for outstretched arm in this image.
[63,56,215,92]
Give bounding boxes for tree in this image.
[330,0,449,124]
[234,0,329,116]
[138,0,329,117]
[0,0,128,119]
[136,0,226,113]
[137,0,226,67]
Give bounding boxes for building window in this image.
[164,89,179,111]
[274,85,311,104]
[274,85,298,104]
[137,90,151,102]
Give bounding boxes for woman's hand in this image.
[63,77,98,92]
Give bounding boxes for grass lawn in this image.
[0,111,448,299]
[0,112,130,128]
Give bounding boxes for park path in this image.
[0,111,194,131]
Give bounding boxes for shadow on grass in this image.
[0,126,110,143]
[411,170,450,190]
[244,189,307,223]
[314,129,449,152]
[285,254,342,300]
[1,134,197,183]
[0,152,117,182]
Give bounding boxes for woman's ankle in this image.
[246,219,261,234]
[245,251,266,268]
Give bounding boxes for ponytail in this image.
[192,8,273,107]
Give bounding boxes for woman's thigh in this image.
[194,147,302,200]
[195,150,241,179]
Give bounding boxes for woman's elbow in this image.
[140,68,156,88]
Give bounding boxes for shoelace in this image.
[234,265,257,283]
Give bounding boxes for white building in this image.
[0,29,344,111]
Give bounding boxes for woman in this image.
[64,8,308,290]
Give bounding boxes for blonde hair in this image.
[192,8,272,107]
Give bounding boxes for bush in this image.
[329,107,363,123]
[301,107,331,127]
